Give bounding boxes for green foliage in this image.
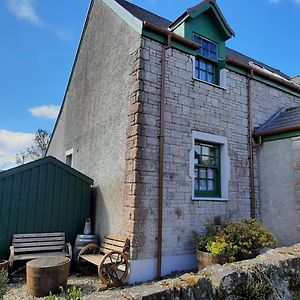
[194,219,277,261]
[0,270,8,300]
[45,286,83,300]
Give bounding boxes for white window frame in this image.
[65,148,74,167]
[189,131,230,201]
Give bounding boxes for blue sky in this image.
[0,0,300,169]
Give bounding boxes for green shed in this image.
[0,156,93,259]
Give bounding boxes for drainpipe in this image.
[157,34,172,280]
[248,68,256,219]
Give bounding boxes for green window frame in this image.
[193,34,218,84]
[194,141,221,197]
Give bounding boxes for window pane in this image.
[207,73,213,83]
[207,168,214,180]
[199,168,206,179]
[202,146,209,156]
[195,145,201,157]
[199,71,206,81]
[208,180,214,191]
[201,156,211,166]
[200,180,207,191]
[194,169,199,179]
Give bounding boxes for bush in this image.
[45,286,83,300]
[0,270,8,300]
[194,219,277,262]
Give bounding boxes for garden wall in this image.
[122,244,300,299]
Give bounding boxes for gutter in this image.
[143,22,200,50]
[227,58,300,94]
[157,33,172,280]
[253,124,300,138]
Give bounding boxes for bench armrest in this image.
[9,245,15,268]
[77,243,100,264]
[65,243,72,260]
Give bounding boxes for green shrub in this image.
[194,219,277,262]
[45,286,83,300]
[0,270,8,300]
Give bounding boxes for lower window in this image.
[194,141,220,197]
[189,131,230,201]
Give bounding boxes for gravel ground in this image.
[3,273,167,300]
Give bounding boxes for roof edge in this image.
[0,156,94,185]
[253,124,300,138]
[103,0,143,34]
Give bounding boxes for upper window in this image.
[194,36,217,61]
[194,141,220,197]
[193,35,218,84]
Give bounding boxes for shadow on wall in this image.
[91,186,109,242]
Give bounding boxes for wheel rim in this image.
[98,251,129,286]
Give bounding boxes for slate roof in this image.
[115,0,290,79]
[115,0,171,28]
[254,106,300,136]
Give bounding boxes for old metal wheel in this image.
[98,251,129,287]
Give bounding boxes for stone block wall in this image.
[125,36,300,261]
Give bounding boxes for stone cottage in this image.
[47,0,300,283]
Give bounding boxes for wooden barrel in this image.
[26,256,70,297]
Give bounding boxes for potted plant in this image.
[194,219,277,270]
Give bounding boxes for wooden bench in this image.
[9,232,72,269]
[77,235,130,287]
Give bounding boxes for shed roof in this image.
[254,106,300,137]
[114,0,290,80]
[0,156,94,184]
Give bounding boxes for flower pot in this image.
[0,260,8,272]
[196,250,228,270]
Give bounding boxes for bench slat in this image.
[13,237,65,243]
[12,252,69,261]
[102,238,126,248]
[13,241,65,248]
[13,232,64,238]
[101,243,125,253]
[14,245,64,253]
[81,254,104,265]
[105,235,127,243]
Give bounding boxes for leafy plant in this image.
[45,286,83,300]
[0,270,8,300]
[194,219,277,262]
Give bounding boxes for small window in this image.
[193,35,218,84]
[65,149,73,167]
[194,35,217,61]
[194,141,220,197]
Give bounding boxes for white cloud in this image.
[29,105,60,120]
[54,28,73,42]
[6,0,43,26]
[0,129,34,170]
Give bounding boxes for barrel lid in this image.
[27,256,70,268]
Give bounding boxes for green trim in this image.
[142,28,197,56]
[262,130,300,142]
[227,63,300,98]
[0,156,94,184]
[189,4,233,39]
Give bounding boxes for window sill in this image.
[192,196,228,202]
[192,76,226,91]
